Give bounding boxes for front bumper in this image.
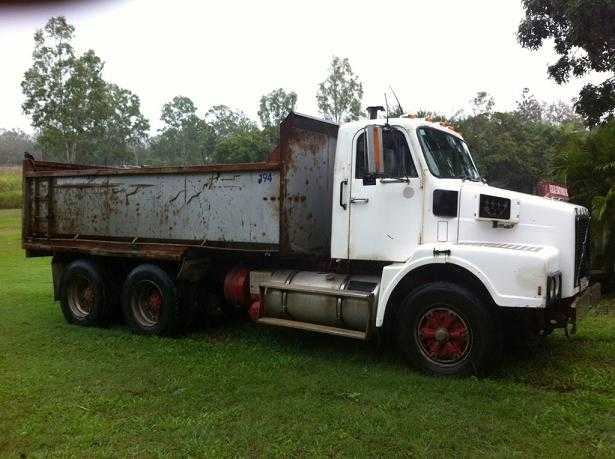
[542,279,599,335]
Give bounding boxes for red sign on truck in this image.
[536,181,569,201]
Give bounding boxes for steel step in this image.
[256,317,368,340]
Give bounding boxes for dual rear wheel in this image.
[121,264,183,336]
[59,260,183,335]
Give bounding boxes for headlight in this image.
[478,194,511,220]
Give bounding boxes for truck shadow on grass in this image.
[190,315,390,364]
[40,298,614,394]
[179,310,615,394]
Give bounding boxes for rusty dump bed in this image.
[22,113,339,262]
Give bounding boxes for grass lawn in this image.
[0,167,21,209]
[1,207,615,456]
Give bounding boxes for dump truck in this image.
[22,111,592,375]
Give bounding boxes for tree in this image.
[21,16,149,164]
[21,16,77,161]
[98,84,150,165]
[553,121,615,287]
[416,110,448,123]
[543,100,583,126]
[161,96,198,129]
[211,130,271,164]
[206,105,272,163]
[456,110,569,193]
[514,88,583,126]
[205,105,257,138]
[149,102,271,166]
[316,56,363,123]
[151,96,212,165]
[471,91,495,117]
[518,0,615,126]
[516,88,543,123]
[258,88,297,129]
[0,129,39,165]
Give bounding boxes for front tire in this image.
[396,282,501,376]
[121,264,184,336]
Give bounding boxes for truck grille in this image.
[574,210,591,287]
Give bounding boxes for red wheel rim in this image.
[131,281,163,328]
[416,307,471,365]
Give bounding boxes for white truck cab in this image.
[328,115,590,372]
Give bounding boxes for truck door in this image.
[348,126,422,261]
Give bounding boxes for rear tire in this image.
[396,282,502,376]
[59,259,112,326]
[122,264,184,336]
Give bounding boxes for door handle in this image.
[379,177,410,184]
[339,179,348,210]
[350,197,369,204]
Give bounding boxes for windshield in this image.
[417,127,480,180]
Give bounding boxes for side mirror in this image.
[365,125,384,176]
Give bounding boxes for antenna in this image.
[389,86,404,115]
[384,93,390,125]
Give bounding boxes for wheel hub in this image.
[434,327,449,342]
[417,307,471,365]
[67,275,95,318]
[132,281,163,327]
[145,291,162,321]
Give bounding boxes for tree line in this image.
[9,17,364,168]
[0,16,591,187]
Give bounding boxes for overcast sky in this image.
[0,0,605,134]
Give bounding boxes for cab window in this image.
[355,128,418,179]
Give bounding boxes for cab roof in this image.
[282,112,464,140]
[341,117,464,139]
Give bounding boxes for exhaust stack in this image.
[366,106,384,120]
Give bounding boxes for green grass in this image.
[0,167,22,209]
[1,207,615,457]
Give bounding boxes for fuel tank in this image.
[251,270,380,332]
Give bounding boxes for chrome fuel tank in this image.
[253,270,380,332]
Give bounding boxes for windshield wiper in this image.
[460,172,481,182]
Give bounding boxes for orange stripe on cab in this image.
[373,127,382,173]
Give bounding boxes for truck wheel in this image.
[396,282,501,376]
[59,259,111,326]
[122,264,184,336]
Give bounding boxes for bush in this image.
[0,190,21,209]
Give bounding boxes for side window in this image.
[355,128,418,179]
